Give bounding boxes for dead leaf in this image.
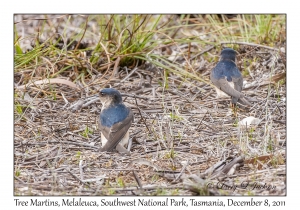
[245,154,275,170]
[245,154,273,165]
[238,116,261,127]
[271,72,286,83]
[16,78,79,90]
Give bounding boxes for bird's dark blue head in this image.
[220,48,236,62]
[99,88,123,107]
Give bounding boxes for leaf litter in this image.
[14,14,286,196]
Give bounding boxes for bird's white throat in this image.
[100,97,114,109]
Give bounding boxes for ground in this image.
[14,14,286,196]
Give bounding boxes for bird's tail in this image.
[237,97,252,106]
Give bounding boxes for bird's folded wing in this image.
[232,77,252,106]
[100,110,134,152]
[232,76,243,92]
[211,77,244,99]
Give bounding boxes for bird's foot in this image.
[231,103,238,117]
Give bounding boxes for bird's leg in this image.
[231,103,238,117]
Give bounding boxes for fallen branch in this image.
[220,41,279,51]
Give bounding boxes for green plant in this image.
[15,170,21,177]
[90,15,163,67]
[171,189,179,195]
[169,112,183,121]
[15,103,23,115]
[75,151,81,160]
[81,126,93,138]
[152,188,167,196]
[116,177,125,188]
[205,14,285,45]
[248,127,255,140]
[151,174,159,182]
[108,188,116,195]
[165,148,176,159]
[232,118,239,127]
[246,191,255,196]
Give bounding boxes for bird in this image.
[210,48,251,107]
[98,88,134,155]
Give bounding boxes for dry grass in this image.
[14,14,286,196]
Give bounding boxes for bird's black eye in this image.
[100,92,106,96]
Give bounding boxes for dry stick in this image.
[87,42,112,87]
[103,56,121,87]
[190,45,215,60]
[120,67,138,83]
[213,156,244,178]
[112,56,121,77]
[15,140,99,150]
[195,111,208,130]
[14,15,67,24]
[220,41,279,52]
[134,96,154,138]
[132,170,143,189]
[122,93,149,100]
[85,60,99,75]
[120,61,139,83]
[94,184,192,193]
[24,145,59,161]
[65,168,95,191]
[56,140,99,149]
[14,176,26,184]
[79,160,84,180]
[202,121,217,132]
[82,97,99,108]
[74,16,89,51]
[172,160,189,183]
[187,42,191,72]
[273,119,285,125]
[97,168,142,172]
[201,90,213,100]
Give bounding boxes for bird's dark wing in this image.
[99,109,134,152]
[232,75,243,92]
[211,73,244,99]
[232,74,252,106]
[231,75,243,103]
